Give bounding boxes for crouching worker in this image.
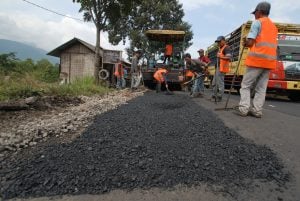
[114,59,126,89]
[153,67,169,93]
[184,53,206,98]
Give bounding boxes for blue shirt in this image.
[247,20,261,39]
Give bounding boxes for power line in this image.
[22,0,85,22]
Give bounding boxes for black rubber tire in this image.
[288,91,300,101]
[99,69,110,80]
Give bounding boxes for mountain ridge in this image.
[0,39,59,64]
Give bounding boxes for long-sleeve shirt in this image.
[187,59,206,73]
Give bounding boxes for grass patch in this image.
[0,75,110,101]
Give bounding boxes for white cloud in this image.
[179,0,225,10]
[0,11,128,58]
[270,0,300,23]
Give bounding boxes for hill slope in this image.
[0,39,59,64]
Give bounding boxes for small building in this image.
[48,37,122,83]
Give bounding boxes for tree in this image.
[0,52,18,75]
[73,0,139,83]
[107,0,193,60]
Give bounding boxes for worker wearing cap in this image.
[236,1,278,118]
[184,53,207,98]
[198,49,211,93]
[153,66,169,93]
[131,50,142,90]
[212,36,232,101]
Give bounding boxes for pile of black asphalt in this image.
[0,92,289,199]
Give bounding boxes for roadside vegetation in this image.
[0,53,109,101]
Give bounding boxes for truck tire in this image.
[288,91,300,101]
[99,69,109,80]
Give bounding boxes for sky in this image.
[0,0,300,59]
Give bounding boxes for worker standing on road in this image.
[197,49,211,94]
[114,59,126,89]
[235,1,278,118]
[211,36,232,102]
[153,67,169,93]
[184,53,206,98]
[131,50,142,90]
[163,43,173,64]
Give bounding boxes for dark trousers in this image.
[163,55,171,64]
[156,82,163,93]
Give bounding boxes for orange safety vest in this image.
[219,45,230,73]
[245,17,278,69]
[185,70,194,77]
[114,63,124,77]
[165,44,173,56]
[154,68,167,83]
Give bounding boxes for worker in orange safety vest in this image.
[114,58,126,89]
[211,36,232,102]
[153,67,169,93]
[163,43,173,64]
[235,1,278,118]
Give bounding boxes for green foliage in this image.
[47,77,109,96]
[0,53,59,83]
[0,73,45,101]
[0,52,18,75]
[0,75,109,101]
[73,0,139,81]
[107,0,193,60]
[0,53,109,101]
[47,77,110,97]
[34,59,59,83]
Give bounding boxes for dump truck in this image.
[206,21,300,101]
[142,30,186,87]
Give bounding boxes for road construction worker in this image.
[184,53,207,98]
[153,67,169,93]
[211,36,232,102]
[114,59,126,89]
[130,50,142,90]
[163,43,173,64]
[235,1,277,118]
[197,49,211,93]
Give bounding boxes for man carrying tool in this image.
[130,50,142,90]
[235,1,277,118]
[114,58,126,89]
[198,49,211,93]
[184,53,206,98]
[211,36,232,102]
[153,66,169,93]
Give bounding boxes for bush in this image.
[47,77,110,97]
[0,53,110,101]
[0,76,110,101]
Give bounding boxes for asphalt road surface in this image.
[228,92,300,118]
[1,90,299,201]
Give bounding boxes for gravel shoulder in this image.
[0,89,145,158]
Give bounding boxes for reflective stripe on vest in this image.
[219,45,230,73]
[154,68,167,82]
[245,17,278,69]
[255,42,277,48]
[248,52,277,60]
